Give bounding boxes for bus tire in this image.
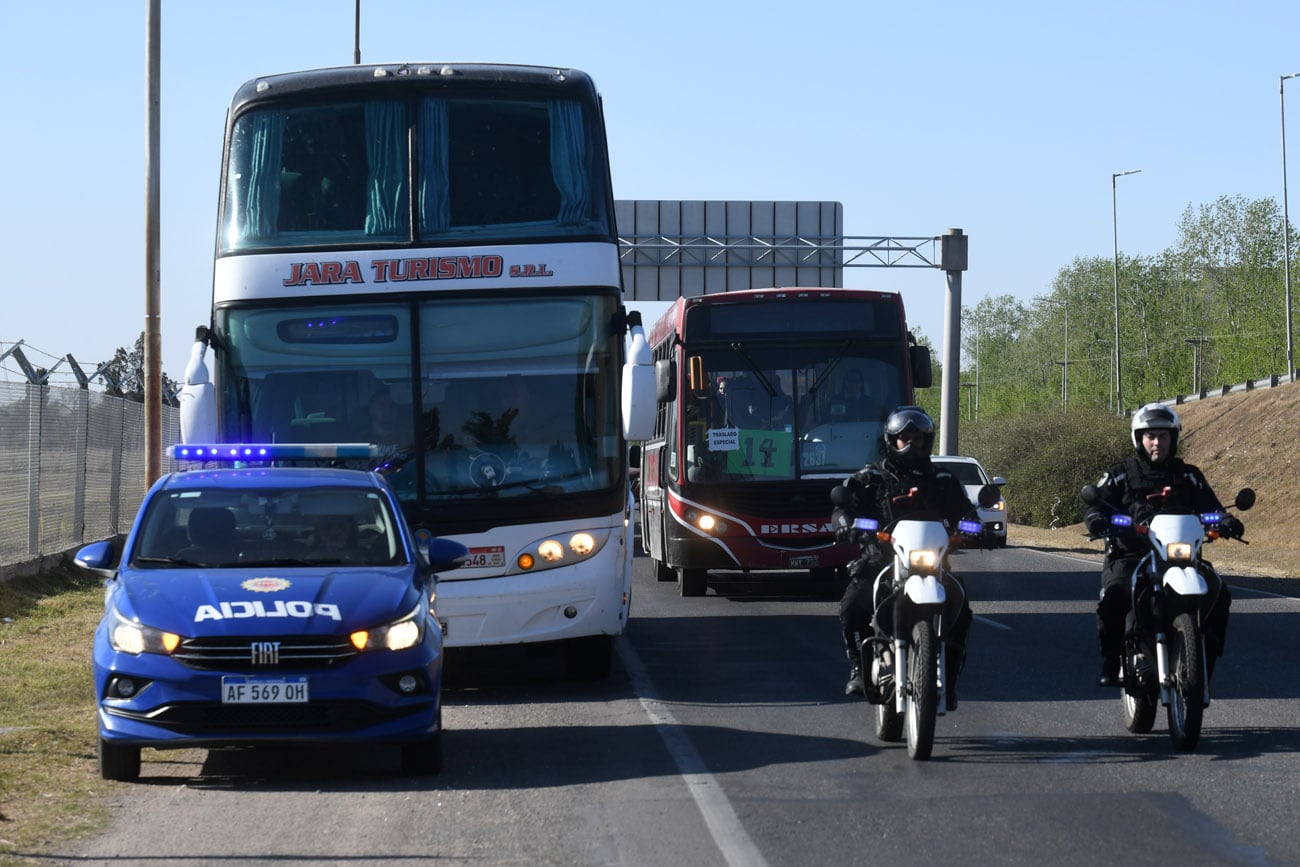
[654,559,676,582]
[679,568,707,597]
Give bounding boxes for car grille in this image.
[173,635,358,670]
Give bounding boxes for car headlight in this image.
[108,608,180,655]
[351,602,425,652]
[988,499,1006,513]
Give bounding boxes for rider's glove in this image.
[1085,514,1109,537]
[1219,514,1244,539]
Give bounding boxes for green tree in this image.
[101,333,179,405]
[1170,195,1289,383]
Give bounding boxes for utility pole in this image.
[145,0,162,486]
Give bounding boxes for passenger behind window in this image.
[178,507,238,565]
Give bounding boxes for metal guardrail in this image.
[1159,370,1297,410]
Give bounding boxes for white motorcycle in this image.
[1081,483,1253,751]
[836,484,996,761]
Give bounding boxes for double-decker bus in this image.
[639,287,931,596]
[178,62,654,678]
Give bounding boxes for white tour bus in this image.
[179,62,654,678]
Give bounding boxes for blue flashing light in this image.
[957,519,982,535]
[1200,511,1223,524]
[1111,514,1133,527]
[170,443,379,461]
[853,517,880,532]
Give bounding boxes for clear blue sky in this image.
[4,0,1299,386]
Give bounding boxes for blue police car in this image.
[75,444,466,781]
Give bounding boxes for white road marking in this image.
[617,639,770,867]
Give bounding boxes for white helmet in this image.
[1130,402,1180,452]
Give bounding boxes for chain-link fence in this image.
[0,380,180,572]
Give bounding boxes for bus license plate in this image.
[465,546,505,568]
[789,555,820,568]
[221,676,309,704]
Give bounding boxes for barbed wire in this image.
[0,339,117,389]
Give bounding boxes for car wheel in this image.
[99,737,141,781]
[400,729,443,776]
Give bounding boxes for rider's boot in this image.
[945,643,966,710]
[1097,655,1121,688]
[845,662,865,696]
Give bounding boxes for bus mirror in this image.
[178,335,217,443]
[910,344,933,389]
[655,359,676,403]
[687,355,709,398]
[623,359,657,442]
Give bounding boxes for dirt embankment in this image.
[1011,380,1300,584]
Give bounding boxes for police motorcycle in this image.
[832,480,999,761]
[1080,483,1254,751]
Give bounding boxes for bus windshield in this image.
[215,293,623,500]
[223,93,610,251]
[680,344,905,482]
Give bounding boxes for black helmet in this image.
[1130,402,1180,453]
[883,405,935,468]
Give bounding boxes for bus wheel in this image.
[679,568,707,597]
[565,634,614,680]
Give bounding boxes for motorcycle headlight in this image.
[108,608,180,655]
[1165,542,1194,564]
[350,602,425,652]
[908,549,939,574]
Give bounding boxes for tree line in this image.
[916,194,1295,422]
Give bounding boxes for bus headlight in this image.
[512,529,611,573]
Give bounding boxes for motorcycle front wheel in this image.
[1166,612,1205,752]
[905,619,938,761]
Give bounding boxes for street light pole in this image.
[1282,73,1300,380]
[1112,169,1141,415]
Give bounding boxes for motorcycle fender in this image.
[1163,565,1208,597]
[903,574,945,606]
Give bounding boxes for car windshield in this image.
[129,485,407,569]
[936,460,987,486]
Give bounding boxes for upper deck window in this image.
[222,95,607,252]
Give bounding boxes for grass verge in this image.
[0,566,113,865]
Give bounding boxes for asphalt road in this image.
[62,542,1300,866]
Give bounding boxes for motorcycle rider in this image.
[833,406,978,699]
[1083,402,1242,687]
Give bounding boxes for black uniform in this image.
[1083,453,1235,667]
[834,454,977,678]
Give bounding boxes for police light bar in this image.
[1111,514,1133,527]
[1200,511,1223,524]
[170,443,379,461]
[853,517,880,532]
[957,519,982,535]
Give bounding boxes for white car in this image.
[931,455,1008,547]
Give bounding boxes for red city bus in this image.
[638,287,932,596]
